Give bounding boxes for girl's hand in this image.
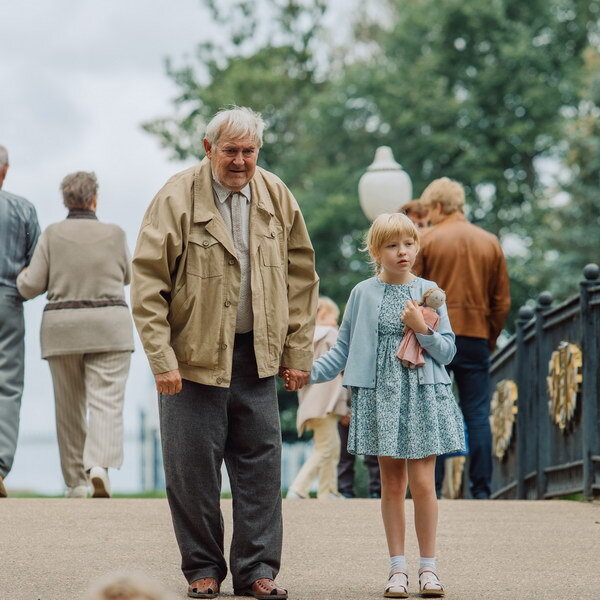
[401,300,429,335]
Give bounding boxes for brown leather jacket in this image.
[413,213,510,350]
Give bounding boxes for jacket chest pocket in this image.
[187,234,224,278]
[260,223,284,267]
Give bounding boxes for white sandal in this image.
[384,568,409,598]
[418,567,444,597]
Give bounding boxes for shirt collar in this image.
[211,175,251,205]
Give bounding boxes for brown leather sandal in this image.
[238,578,288,599]
[188,577,220,599]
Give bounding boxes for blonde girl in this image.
[308,213,465,598]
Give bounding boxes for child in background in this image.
[295,213,465,597]
[399,199,429,230]
[287,297,348,499]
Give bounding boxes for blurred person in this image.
[0,144,40,498]
[337,406,381,499]
[86,572,176,600]
[399,199,429,230]
[415,177,510,499]
[131,106,318,600]
[17,171,134,499]
[286,297,348,500]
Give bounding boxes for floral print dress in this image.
[348,281,466,459]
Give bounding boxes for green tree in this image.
[521,46,600,303]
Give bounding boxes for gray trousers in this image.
[159,332,282,590]
[0,287,25,479]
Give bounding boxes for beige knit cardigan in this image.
[17,214,134,358]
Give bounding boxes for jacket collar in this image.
[192,158,276,258]
[436,212,466,226]
[193,158,275,221]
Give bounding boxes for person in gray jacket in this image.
[0,144,40,498]
[17,171,134,499]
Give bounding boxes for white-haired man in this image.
[0,145,40,498]
[132,107,318,599]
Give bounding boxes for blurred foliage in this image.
[520,47,600,300]
[143,0,600,437]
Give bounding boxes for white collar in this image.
[211,175,251,205]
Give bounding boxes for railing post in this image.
[580,263,599,500]
[535,292,553,499]
[516,305,534,499]
[140,409,147,491]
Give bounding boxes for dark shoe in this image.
[188,577,220,599]
[340,491,356,499]
[0,476,7,498]
[369,491,381,499]
[237,578,288,599]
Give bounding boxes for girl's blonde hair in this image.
[316,296,340,325]
[364,213,420,274]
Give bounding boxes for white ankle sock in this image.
[419,557,436,571]
[390,555,407,571]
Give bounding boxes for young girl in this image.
[286,297,348,499]
[304,213,465,598]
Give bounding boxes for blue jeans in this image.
[435,336,492,499]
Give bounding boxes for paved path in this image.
[1,498,599,599]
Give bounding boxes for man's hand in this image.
[401,300,429,335]
[279,367,310,391]
[155,369,182,395]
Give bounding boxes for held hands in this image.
[401,300,429,335]
[279,367,310,391]
[155,369,183,395]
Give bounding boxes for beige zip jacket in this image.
[131,158,319,388]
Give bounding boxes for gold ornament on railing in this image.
[490,379,518,460]
[547,341,582,432]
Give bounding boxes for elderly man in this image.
[0,145,40,498]
[132,107,318,599]
[415,177,510,500]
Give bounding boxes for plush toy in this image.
[396,287,446,369]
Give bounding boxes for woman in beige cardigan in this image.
[17,171,134,498]
[286,297,348,499]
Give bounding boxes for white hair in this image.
[0,145,8,168]
[204,106,265,148]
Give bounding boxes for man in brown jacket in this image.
[415,177,510,499]
[131,106,318,599]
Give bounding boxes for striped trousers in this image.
[47,351,131,488]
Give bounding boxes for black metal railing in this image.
[489,264,600,500]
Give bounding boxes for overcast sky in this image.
[1,1,226,490]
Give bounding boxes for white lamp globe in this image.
[358,146,413,221]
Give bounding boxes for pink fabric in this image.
[396,306,440,367]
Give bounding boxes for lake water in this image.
[7,432,313,496]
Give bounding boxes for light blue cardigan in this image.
[310,276,456,388]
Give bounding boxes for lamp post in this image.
[358,146,413,221]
